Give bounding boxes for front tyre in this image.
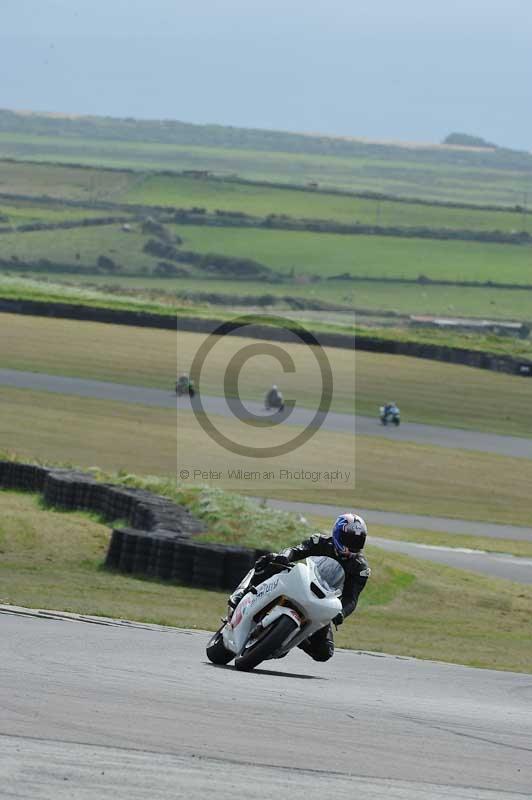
[235,616,298,672]
[206,626,233,665]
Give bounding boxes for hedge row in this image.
[169,209,532,245]
[0,460,262,590]
[2,190,530,245]
[0,216,132,235]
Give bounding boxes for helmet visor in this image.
[338,528,366,553]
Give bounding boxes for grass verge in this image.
[1,488,531,673]
[1,389,532,527]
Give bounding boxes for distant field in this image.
[175,225,532,284]
[122,174,531,233]
[1,133,531,206]
[0,200,116,225]
[2,161,530,232]
[1,160,531,330]
[0,225,157,271]
[2,218,531,286]
[0,159,137,201]
[1,314,531,437]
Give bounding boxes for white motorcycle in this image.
[206,558,342,671]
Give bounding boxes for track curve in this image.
[1,368,531,459]
[1,608,531,799]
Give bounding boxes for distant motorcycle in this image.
[176,378,195,398]
[265,388,284,413]
[380,405,400,426]
[206,557,342,672]
[265,397,285,413]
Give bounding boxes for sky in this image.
[1,0,531,150]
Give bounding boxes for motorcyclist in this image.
[265,384,284,410]
[176,373,195,396]
[382,401,399,420]
[228,513,370,662]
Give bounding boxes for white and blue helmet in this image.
[332,513,367,556]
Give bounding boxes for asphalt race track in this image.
[267,498,532,542]
[369,538,532,584]
[1,608,531,799]
[1,368,532,459]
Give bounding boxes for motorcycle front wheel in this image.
[206,626,234,665]
[234,616,298,672]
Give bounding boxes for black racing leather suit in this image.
[278,534,371,662]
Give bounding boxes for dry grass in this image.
[1,387,532,526]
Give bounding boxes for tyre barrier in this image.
[0,461,262,591]
[1,298,531,377]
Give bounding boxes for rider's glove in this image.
[254,552,290,574]
[332,612,344,627]
[255,553,277,572]
[271,554,290,567]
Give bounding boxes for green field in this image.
[122,174,531,232]
[2,217,531,288]
[0,200,117,225]
[2,159,532,329]
[174,224,532,284]
[1,488,531,672]
[2,160,530,232]
[0,225,156,271]
[0,159,137,201]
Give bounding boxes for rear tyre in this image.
[206,627,234,665]
[234,616,298,672]
[393,417,400,426]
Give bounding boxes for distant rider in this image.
[229,513,371,662]
[176,373,195,396]
[265,384,284,410]
[383,401,399,420]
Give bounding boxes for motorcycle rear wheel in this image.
[234,616,298,672]
[206,627,234,665]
